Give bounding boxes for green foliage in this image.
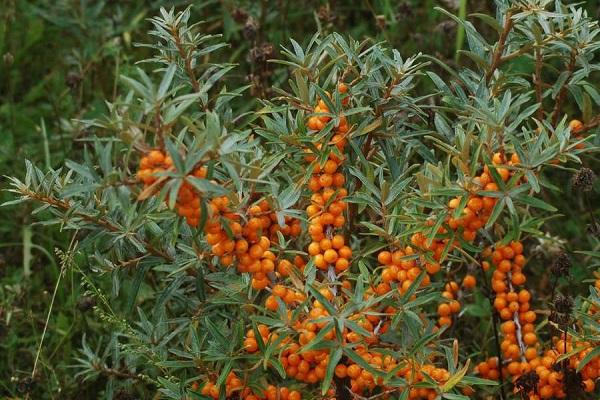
[2,1,600,399]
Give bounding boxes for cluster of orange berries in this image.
[437,281,462,327]
[335,350,393,394]
[406,152,519,267]
[477,243,600,398]
[193,372,302,400]
[265,284,305,311]
[280,285,458,397]
[306,83,350,131]
[243,324,275,353]
[246,294,376,389]
[508,337,598,399]
[246,293,331,385]
[137,149,172,186]
[376,246,466,327]
[194,372,243,399]
[302,85,459,397]
[474,357,500,380]
[204,198,304,289]
[205,198,272,289]
[401,363,451,400]
[376,247,433,295]
[484,241,538,365]
[436,276,477,327]
[568,340,599,392]
[137,149,208,226]
[305,88,352,274]
[411,153,521,328]
[335,355,450,399]
[138,152,304,285]
[376,239,451,330]
[374,157,516,329]
[281,342,330,384]
[281,289,338,384]
[447,152,520,242]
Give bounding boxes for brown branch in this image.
[154,103,164,148]
[362,75,398,160]
[551,49,577,126]
[501,43,535,63]
[171,25,200,93]
[579,114,600,133]
[486,10,515,83]
[534,44,544,120]
[22,190,174,262]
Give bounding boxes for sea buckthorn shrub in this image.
[5,2,600,399]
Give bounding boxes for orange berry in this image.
[265,295,278,311]
[308,242,321,256]
[347,364,361,379]
[244,337,258,352]
[331,234,345,249]
[288,391,301,400]
[323,249,338,264]
[462,274,476,289]
[523,332,537,346]
[467,197,483,211]
[335,258,349,271]
[335,364,347,378]
[437,303,451,317]
[569,119,584,134]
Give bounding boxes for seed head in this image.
[515,371,540,394]
[572,167,596,192]
[553,293,574,315]
[243,17,259,41]
[551,252,571,277]
[231,7,248,23]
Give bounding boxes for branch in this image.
[486,10,515,83]
[534,44,544,120]
[579,114,600,134]
[171,24,200,93]
[551,49,577,126]
[21,189,174,262]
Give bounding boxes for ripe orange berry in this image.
[331,234,345,249]
[244,337,258,352]
[319,174,333,187]
[523,332,537,346]
[265,295,278,311]
[462,274,476,289]
[308,242,320,256]
[323,249,338,264]
[569,119,584,133]
[335,258,349,271]
[437,303,451,317]
[347,364,361,379]
[467,197,483,211]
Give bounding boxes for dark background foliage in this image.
[1,1,599,398]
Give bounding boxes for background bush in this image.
[1,1,599,399]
